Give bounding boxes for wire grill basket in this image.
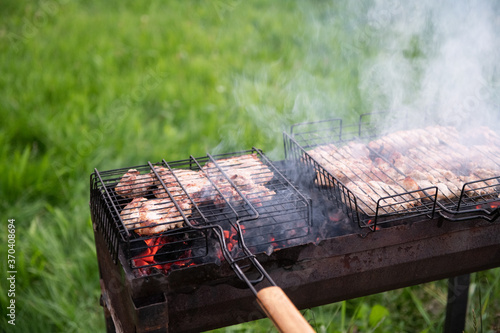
[284,114,500,230]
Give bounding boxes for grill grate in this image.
[284,114,500,229]
[90,148,311,276]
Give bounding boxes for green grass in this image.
[1,1,499,332]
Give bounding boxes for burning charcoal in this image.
[154,239,195,263]
[128,232,148,258]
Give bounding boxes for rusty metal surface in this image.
[94,213,500,333]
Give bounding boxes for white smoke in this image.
[358,0,500,131]
[221,1,500,158]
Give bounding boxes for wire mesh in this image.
[90,148,311,276]
[284,114,500,229]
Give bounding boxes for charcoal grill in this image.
[90,119,500,333]
[91,148,317,332]
[91,148,312,274]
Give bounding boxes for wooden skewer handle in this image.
[256,286,315,333]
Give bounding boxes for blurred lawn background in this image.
[1,0,499,332]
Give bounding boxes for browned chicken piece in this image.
[307,143,375,184]
[241,183,276,208]
[137,198,191,235]
[306,148,355,184]
[368,138,397,156]
[368,126,457,156]
[412,128,441,147]
[389,147,465,199]
[460,174,493,197]
[152,167,213,204]
[347,181,418,214]
[120,197,191,236]
[368,130,421,156]
[424,125,460,144]
[386,151,407,172]
[201,171,253,208]
[205,178,241,208]
[337,142,371,159]
[152,167,201,186]
[203,172,276,209]
[405,170,443,199]
[405,168,462,200]
[459,168,500,197]
[331,157,377,183]
[371,157,406,184]
[406,169,438,183]
[325,160,366,184]
[120,197,148,227]
[407,146,464,171]
[472,168,500,182]
[406,178,437,198]
[427,169,463,198]
[419,180,456,200]
[203,154,274,183]
[115,169,155,198]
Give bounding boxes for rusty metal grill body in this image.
[92,184,500,333]
[284,114,500,229]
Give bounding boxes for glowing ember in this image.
[367,219,380,231]
[225,228,239,252]
[132,236,195,277]
[475,201,500,210]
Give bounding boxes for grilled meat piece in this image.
[203,154,274,183]
[152,167,213,204]
[200,154,277,209]
[371,157,406,184]
[137,198,191,235]
[115,169,155,198]
[347,180,419,214]
[120,197,147,227]
[405,169,455,199]
[120,197,191,236]
[203,172,276,209]
[424,126,460,144]
[368,126,458,155]
[307,142,374,184]
[460,168,500,197]
[241,183,276,208]
[406,146,465,172]
[338,142,371,159]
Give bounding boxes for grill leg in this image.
[100,294,117,333]
[443,274,470,333]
